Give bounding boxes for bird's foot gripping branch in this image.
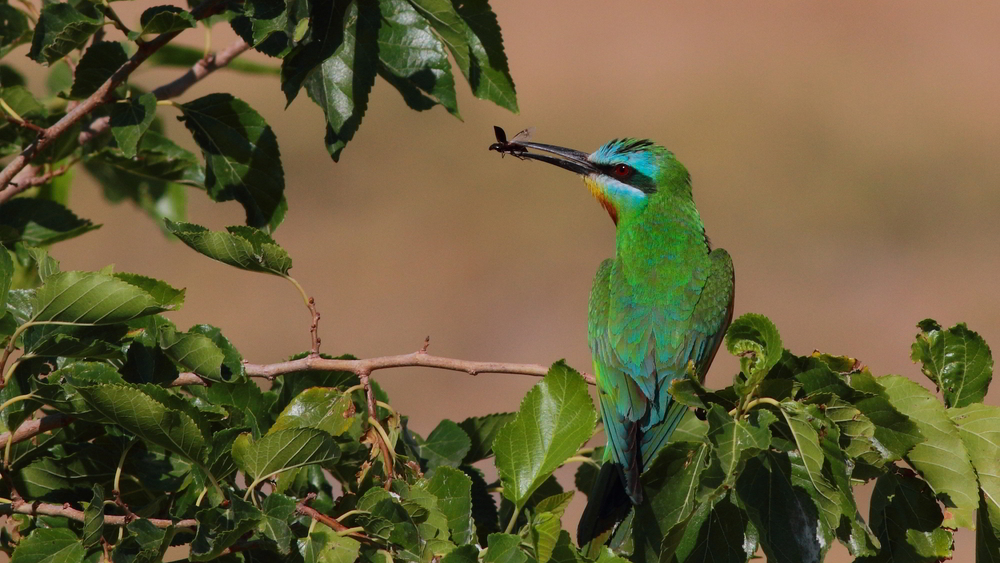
[0,219,995,563]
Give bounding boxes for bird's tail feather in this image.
[577,462,632,550]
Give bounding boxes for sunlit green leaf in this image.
[9,527,85,563]
[911,319,993,408]
[232,427,339,483]
[133,5,196,38]
[494,361,596,509]
[165,220,292,275]
[879,374,978,528]
[32,271,182,325]
[81,484,104,548]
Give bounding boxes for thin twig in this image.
[0,413,74,449]
[242,352,595,385]
[296,494,369,540]
[0,499,197,528]
[0,0,228,203]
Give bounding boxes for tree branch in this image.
[1,499,196,528]
[0,413,73,449]
[0,0,228,203]
[242,350,597,385]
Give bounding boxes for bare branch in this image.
[0,0,228,203]
[1,499,197,528]
[243,351,596,385]
[0,413,74,449]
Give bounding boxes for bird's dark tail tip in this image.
[577,463,634,550]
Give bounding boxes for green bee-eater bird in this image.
[490,128,735,546]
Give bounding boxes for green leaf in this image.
[978,492,1000,563]
[443,544,480,563]
[28,2,104,65]
[111,519,170,563]
[493,361,597,508]
[109,93,158,158]
[177,93,286,230]
[0,4,31,59]
[0,248,11,310]
[0,198,99,247]
[670,492,755,563]
[633,442,711,562]
[298,525,361,563]
[88,130,203,186]
[485,533,527,563]
[725,313,783,389]
[420,419,471,474]
[459,412,515,463]
[75,383,207,462]
[849,371,924,461]
[191,378,276,438]
[82,483,105,548]
[857,468,953,563]
[949,403,1000,541]
[376,0,459,116]
[190,496,262,561]
[465,465,500,545]
[69,41,128,99]
[189,324,245,380]
[22,323,127,360]
[910,319,993,408]
[231,427,339,483]
[258,492,297,554]
[706,404,770,483]
[32,271,182,325]
[409,0,518,112]
[426,465,476,545]
[736,451,827,563]
[301,0,380,161]
[878,374,978,528]
[159,325,228,382]
[9,527,85,563]
[270,387,355,436]
[148,43,280,74]
[165,220,292,275]
[19,245,59,283]
[134,5,196,37]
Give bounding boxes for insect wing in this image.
[510,127,535,143]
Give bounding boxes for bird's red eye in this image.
[612,164,633,178]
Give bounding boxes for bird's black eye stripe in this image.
[596,163,657,193]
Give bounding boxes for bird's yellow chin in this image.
[585,177,619,225]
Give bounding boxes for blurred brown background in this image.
[8,1,1000,560]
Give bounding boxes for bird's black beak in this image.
[517,141,598,176]
[512,142,597,176]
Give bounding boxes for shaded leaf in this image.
[911,319,993,408]
[75,383,207,462]
[706,404,770,483]
[879,374,978,528]
[0,4,31,59]
[258,492,297,554]
[81,484,105,548]
[178,93,286,230]
[670,492,755,563]
[420,419,471,474]
[109,93,158,158]
[736,451,826,563]
[159,325,228,382]
[69,41,128,99]
[28,2,103,64]
[0,198,99,247]
[494,361,597,508]
[165,220,292,275]
[459,411,515,463]
[111,519,170,563]
[856,468,953,563]
[190,496,262,561]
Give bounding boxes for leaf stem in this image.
[729,396,781,417]
[503,506,520,534]
[283,275,321,355]
[562,455,600,468]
